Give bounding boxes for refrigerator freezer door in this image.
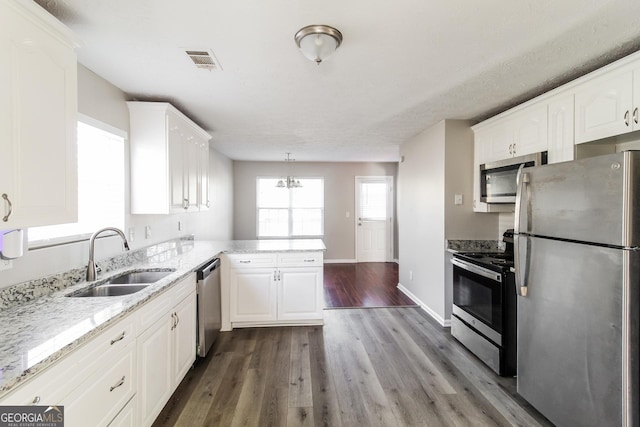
[517,236,636,427]
[516,151,640,247]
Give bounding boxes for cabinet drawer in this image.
[137,273,196,332]
[225,253,277,268]
[277,252,323,267]
[0,314,136,406]
[62,345,136,427]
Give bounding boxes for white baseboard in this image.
[324,259,357,264]
[392,258,399,264]
[397,283,451,327]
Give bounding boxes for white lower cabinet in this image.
[62,344,136,427]
[137,275,196,427]
[225,252,323,327]
[0,273,197,427]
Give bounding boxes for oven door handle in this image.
[451,258,502,283]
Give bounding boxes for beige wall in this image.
[233,161,398,261]
[0,64,234,287]
[398,120,498,324]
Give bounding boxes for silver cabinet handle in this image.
[206,200,211,208]
[273,270,277,281]
[634,107,639,125]
[183,198,189,210]
[625,110,630,126]
[110,331,125,345]
[170,313,176,330]
[239,260,251,263]
[32,396,40,405]
[512,143,516,155]
[2,194,12,222]
[175,312,179,326]
[303,259,315,262]
[110,376,125,392]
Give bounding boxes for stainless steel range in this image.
[450,230,516,376]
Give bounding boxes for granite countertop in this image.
[0,238,325,397]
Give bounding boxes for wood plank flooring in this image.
[323,263,416,308]
[152,308,552,427]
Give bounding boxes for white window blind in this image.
[257,177,324,237]
[359,182,387,220]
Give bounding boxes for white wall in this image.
[233,161,398,261]
[398,120,498,324]
[0,65,233,288]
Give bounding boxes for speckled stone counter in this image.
[446,239,502,253]
[0,238,325,397]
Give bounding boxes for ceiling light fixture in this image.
[276,153,302,189]
[294,25,343,65]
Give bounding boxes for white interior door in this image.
[355,176,393,262]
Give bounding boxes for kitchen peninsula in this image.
[0,238,325,427]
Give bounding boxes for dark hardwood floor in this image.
[152,308,552,427]
[323,262,416,308]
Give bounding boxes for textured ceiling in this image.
[36,0,640,162]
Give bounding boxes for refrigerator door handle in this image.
[514,165,530,234]
[514,234,528,297]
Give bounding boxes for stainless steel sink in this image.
[108,270,174,284]
[68,269,176,297]
[71,284,151,297]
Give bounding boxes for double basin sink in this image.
[68,269,176,297]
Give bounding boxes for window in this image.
[257,178,324,237]
[28,120,126,246]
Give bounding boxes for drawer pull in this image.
[171,313,176,330]
[175,312,180,327]
[2,194,12,222]
[239,260,251,264]
[110,331,126,345]
[110,376,125,392]
[32,396,40,405]
[303,259,315,262]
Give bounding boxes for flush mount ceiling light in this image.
[294,25,343,65]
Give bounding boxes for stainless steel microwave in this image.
[480,152,547,203]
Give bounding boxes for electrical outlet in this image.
[128,228,135,242]
[145,226,151,239]
[345,211,350,218]
[0,259,13,271]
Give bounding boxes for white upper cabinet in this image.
[0,1,78,231]
[547,93,575,163]
[512,104,548,156]
[574,67,636,144]
[128,102,211,214]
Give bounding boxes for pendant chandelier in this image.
[276,153,302,189]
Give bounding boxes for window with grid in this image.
[257,178,324,237]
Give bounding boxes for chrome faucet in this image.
[86,227,130,281]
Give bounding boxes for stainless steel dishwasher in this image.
[196,257,221,357]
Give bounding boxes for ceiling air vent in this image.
[185,49,222,71]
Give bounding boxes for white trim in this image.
[78,113,128,139]
[355,176,394,263]
[393,258,399,264]
[397,283,451,327]
[324,258,357,264]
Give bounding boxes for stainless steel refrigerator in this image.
[514,151,639,427]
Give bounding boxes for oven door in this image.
[451,257,503,338]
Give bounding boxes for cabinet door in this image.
[547,94,575,164]
[184,133,199,212]
[173,293,196,386]
[486,121,515,162]
[575,70,633,143]
[198,140,210,210]
[168,113,187,213]
[62,346,136,427]
[513,104,548,156]
[137,314,173,427]
[108,397,136,427]
[278,267,323,320]
[229,268,277,322]
[0,2,77,230]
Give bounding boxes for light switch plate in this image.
[454,194,463,205]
